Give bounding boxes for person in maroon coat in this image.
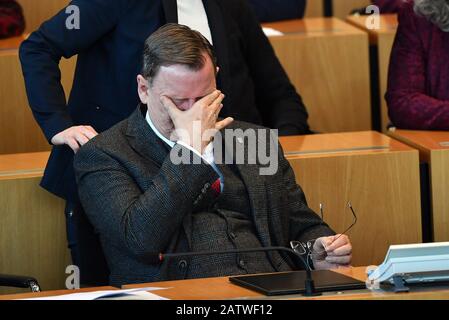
[0,0,25,39]
[386,0,449,130]
[372,0,405,13]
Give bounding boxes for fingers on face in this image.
[201,90,221,106]
[160,95,179,116]
[206,91,225,113]
[215,117,234,131]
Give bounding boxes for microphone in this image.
[156,246,322,296]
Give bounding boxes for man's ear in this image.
[137,75,150,104]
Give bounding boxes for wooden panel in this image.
[17,0,69,33]
[280,131,422,266]
[263,18,371,133]
[0,35,26,51]
[0,152,49,179]
[333,0,371,18]
[0,51,76,154]
[0,152,70,294]
[389,130,449,242]
[305,0,324,17]
[346,15,398,132]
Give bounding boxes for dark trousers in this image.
[65,201,110,286]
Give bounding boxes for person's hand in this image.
[311,234,352,270]
[51,125,98,153]
[160,90,233,154]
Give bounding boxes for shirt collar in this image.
[146,110,175,148]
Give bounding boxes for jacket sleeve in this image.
[236,0,310,135]
[74,142,219,262]
[385,3,449,130]
[19,0,128,142]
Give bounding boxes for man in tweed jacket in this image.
[74,24,352,286]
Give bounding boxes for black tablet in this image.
[229,270,366,296]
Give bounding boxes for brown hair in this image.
[141,23,217,84]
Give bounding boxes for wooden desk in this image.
[17,0,69,33]
[0,286,116,300]
[0,35,26,51]
[346,14,398,132]
[279,131,422,266]
[333,0,371,18]
[121,266,449,300]
[0,152,70,295]
[2,266,449,300]
[388,129,449,242]
[263,18,371,133]
[0,49,76,154]
[305,0,324,17]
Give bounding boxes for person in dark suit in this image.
[74,24,352,286]
[247,0,307,22]
[19,0,311,285]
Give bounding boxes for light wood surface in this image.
[347,14,398,132]
[0,152,49,179]
[0,35,26,51]
[389,129,449,242]
[263,18,371,133]
[305,0,324,17]
[280,131,422,266]
[3,266,449,300]
[0,286,116,300]
[0,50,76,154]
[0,152,70,295]
[17,0,69,33]
[333,0,371,18]
[121,266,449,300]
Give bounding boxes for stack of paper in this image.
[22,287,169,300]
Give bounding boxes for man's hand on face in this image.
[160,90,234,154]
[311,234,352,270]
[51,125,98,153]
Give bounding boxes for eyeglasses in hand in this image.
[290,202,357,268]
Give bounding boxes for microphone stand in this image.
[159,246,322,297]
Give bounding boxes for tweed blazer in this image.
[74,105,333,286]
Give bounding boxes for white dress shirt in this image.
[177,0,213,44]
[146,111,223,190]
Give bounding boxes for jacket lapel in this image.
[125,105,193,250]
[125,105,170,167]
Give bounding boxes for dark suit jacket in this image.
[248,0,307,22]
[19,0,310,202]
[73,105,332,286]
